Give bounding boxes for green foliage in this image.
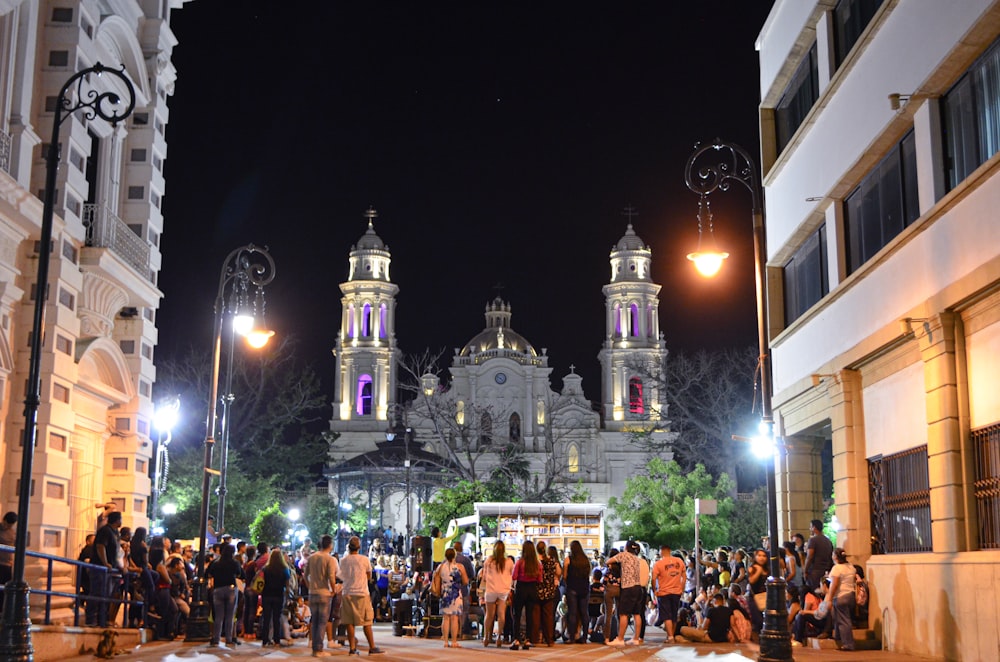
[303,494,339,543]
[421,480,491,532]
[344,494,378,534]
[569,480,591,503]
[159,444,280,541]
[249,502,290,547]
[728,486,769,550]
[608,458,735,549]
[823,499,838,545]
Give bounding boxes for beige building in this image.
[0,0,189,580]
[758,0,1000,658]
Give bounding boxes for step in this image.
[807,629,880,651]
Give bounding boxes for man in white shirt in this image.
[339,536,385,655]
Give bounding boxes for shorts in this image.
[484,591,509,605]
[341,594,374,626]
[618,586,645,616]
[656,594,681,623]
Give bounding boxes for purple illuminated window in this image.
[356,374,373,416]
[348,304,355,338]
[614,303,621,337]
[362,303,371,336]
[379,303,387,338]
[630,303,639,336]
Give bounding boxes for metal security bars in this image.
[972,422,1000,549]
[868,445,932,554]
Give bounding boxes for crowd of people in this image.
[70,509,864,655]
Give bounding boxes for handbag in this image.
[431,567,442,597]
[251,571,266,594]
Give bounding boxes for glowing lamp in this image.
[687,250,729,277]
[232,313,254,336]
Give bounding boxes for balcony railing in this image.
[83,202,152,280]
[0,128,11,174]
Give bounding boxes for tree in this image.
[154,335,330,495]
[608,458,735,549]
[303,493,340,543]
[420,480,491,532]
[728,486,769,550]
[632,346,763,490]
[250,502,290,547]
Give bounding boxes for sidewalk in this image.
[60,623,926,662]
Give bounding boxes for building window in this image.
[150,191,160,208]
[112,457,128,471]
[58,287,74,310]
[62,239,78,263]
[127,185,144,200]
[49,432,67,452]
[52,382,70,403]
[43,530,61,548]
[48,50,69,67]
[379,303,387,338]
[141,343,153,360]
[152,153,163,171]
[356,374,373,416]
[783,225,829,324]
[115,417,130,432]
[833,0,885,67]
[568,444,579,474]
[143,307,154,322]
[362,303,372,337]
[148,228,160,247]
[136,458,147,474]
[868,445,932,554]
[132,112,149,126]
[630,303,640,337]
[613,303,622,337]
[456,400,465,426]
[972,422,1000,549]
[45,481,65,500]
[119,339,135,354]
[15,479,36,497]
[844,130,919,274]
[536,399,545,425]
[480,412,493,446]
[134,498,145,513]
[111,498,125,512]
[942,36,1000,191]
[69,148,85,172]
[628,377,644,414]
[509,412,521,444]
[51,7,73,22]
[347,303,355,338]
[139,381,151,397]
[56,335,73,355]
[646,304,654,338]
[775,43,819,154]
[130,148,147,162]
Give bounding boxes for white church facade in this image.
[327,212,673,533]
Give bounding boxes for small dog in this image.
[95,628,118,659]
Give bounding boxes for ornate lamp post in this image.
[684,140,792,662]
[185,245,275,641]
[151,396,181,533]
[0,62,135,662]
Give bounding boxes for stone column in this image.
[827,369,870,559]
[918,312,967,552]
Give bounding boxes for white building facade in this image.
[0,0,188,573]
[758,1,1000,658]
[328,214,671,531]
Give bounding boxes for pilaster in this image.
[827,369,869,559]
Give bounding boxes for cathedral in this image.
[326,209,673,533]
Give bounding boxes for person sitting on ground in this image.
[677,593,731,643]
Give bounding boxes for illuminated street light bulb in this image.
[340,502,353,511]
[232,313,254,336]
[245,321,274,349]
[162,503,178,515]
[751,422,776,459]
[288,508,301,522]
[687,249,729,277]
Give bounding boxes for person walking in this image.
[205,543,244,647]
[260,549,291,647]
[826,548,857,651]
[306,534,340,658]
[434,547,469,647]
[651,544,685,643]
[339,536,385,655]
[562,540,591,644]
[480,540,513,647]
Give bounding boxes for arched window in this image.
[379,303,387,338]
[456,400,465,425]
[568,444,579,473]
[536,399,546,425]
[356,374,373,416]
[646,303,654,338]
[629,377,644,414]
[362,303,372,336]
[630,303,640,336]
[347,303,355,338]
[509,412,521,444]
[613,303,622,337]
[480,412,493,446]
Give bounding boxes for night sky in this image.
[158,2,774,408]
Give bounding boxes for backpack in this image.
[730,608,752,643]
[855,577,868,606]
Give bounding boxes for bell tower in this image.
[598,220,668,430]
[333,207,399,423]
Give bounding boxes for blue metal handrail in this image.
[0,544,144,627]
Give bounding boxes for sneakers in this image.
[510,642,520,651]
[606,638,626,646]
[626,638,643,646]
[312,652,332,658]
[327,640,343,648]
[791,640,802,647]
[368,648,385,655]
[348,649,360,656]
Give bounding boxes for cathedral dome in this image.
[614,223,648,252]
[458,298,538,359]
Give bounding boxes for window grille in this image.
[972,422,1000,549]
[868,445,932,554]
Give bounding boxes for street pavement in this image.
[61,623,923,662]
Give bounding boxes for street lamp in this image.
[684,140,792,662]
[186,245,275,642]
[151,396,181,534]
[0,62,135,661]
[385,420,413,540]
